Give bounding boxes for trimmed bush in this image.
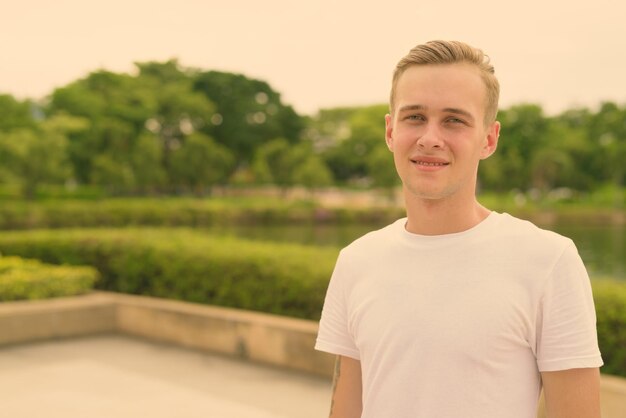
[592,279,626,378]
[0,229,623,378]
[2,197,623,231]
[0,228,339,320]
[0,198,403,230]
[0,256,98,301]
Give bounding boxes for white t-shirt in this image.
[315,212,603,418]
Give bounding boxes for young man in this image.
[315,40,603,418]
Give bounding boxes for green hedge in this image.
[0,256,98,301]
[0,229,623,378]
[0,198,403,230]
[1,196,623,231]
[592,279,626,377]
[0,228,339,320]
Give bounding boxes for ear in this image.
[385,113,394,151]
[479,121,500,160]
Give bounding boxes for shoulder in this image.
[491,212,575,261]
[345,217,405,249]
[496,212,571,244]
[338,218,406,261]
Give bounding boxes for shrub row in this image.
[0,228,339,320]
[0,198,404,230]
[591,279,626,377]
[0,256,98,301]
[0,229,623,378]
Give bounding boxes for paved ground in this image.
[0,335,332,418]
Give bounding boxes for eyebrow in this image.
[397,104,426,113]
[397,104,475,122]
[443,107,475,122]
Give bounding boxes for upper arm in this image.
[329,355,362,418]
[541,368,601,418]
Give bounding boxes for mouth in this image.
[412,160,449,167]
[410,158,450,167]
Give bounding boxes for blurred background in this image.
[1,0,625,277]
[0,0,625,415]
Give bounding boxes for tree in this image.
[319,104,389,186]
[588,102,626,190]
[251,138,333,190]
[130,133,167,193]
[136,61,215,162]
[168,133,236,193]
[292,155,334,190]
[49,70,156,127]
[90,154,136,193]
[366,145,398,191]
[48,71,154,184]
[47,61,217,193]
[0,95,37,131]
[193,71,305,162]
[251,138,296,187]
[0,128,70,198]
[480,104,549,191]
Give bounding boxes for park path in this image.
[0,335,331,418]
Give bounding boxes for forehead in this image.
[394,63,487,117]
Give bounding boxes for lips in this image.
[414,161,448,166]
[410,157,450,166]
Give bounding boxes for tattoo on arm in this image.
[329,356,341,416]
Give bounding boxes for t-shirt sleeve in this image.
[536,241,603,371]
[315,250,361,360]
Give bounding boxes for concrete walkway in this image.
[0,335,332,418]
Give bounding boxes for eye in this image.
[404,114,425,122]
[446,117,465,124]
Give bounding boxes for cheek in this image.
[392,125,419,146]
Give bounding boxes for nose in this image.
[416,125,444,150]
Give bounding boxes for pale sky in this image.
[1,0,624,115]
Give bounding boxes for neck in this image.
[403,189,491,236]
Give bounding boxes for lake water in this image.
[206,217,626,281]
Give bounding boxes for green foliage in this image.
[481,104,548,191]
[47,61,216,193]
[0,197,403,229]
[0,95,37,131]
[193,71,305,162]
[3,59,626,198]
[366,145,399,189]
[588,103,626,189]
[481,102,626,197]
[312,104,396,189]
[585,184,626,208]
[0,108,81,199]
[591,279,626,377]
[131,133,167,192]
[252,138,332,188]
[0,227,623,378]
[292,155,334,190]
[252,138,292,186]
[0,128,70,198]
[0,229,338,319]
[90,154,136,191]
[137,61,215,157]
[0,256,98,301]
[40,61,312,194]
[168,133,236,192]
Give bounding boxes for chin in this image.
[403,185,446,200]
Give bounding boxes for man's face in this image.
[385,63,499,202]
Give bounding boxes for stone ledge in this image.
[0,292,116,345]
[112,292,333,376]
[0,291,334,377]
[1,291,625,417]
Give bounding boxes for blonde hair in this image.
[390,40,500,125]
